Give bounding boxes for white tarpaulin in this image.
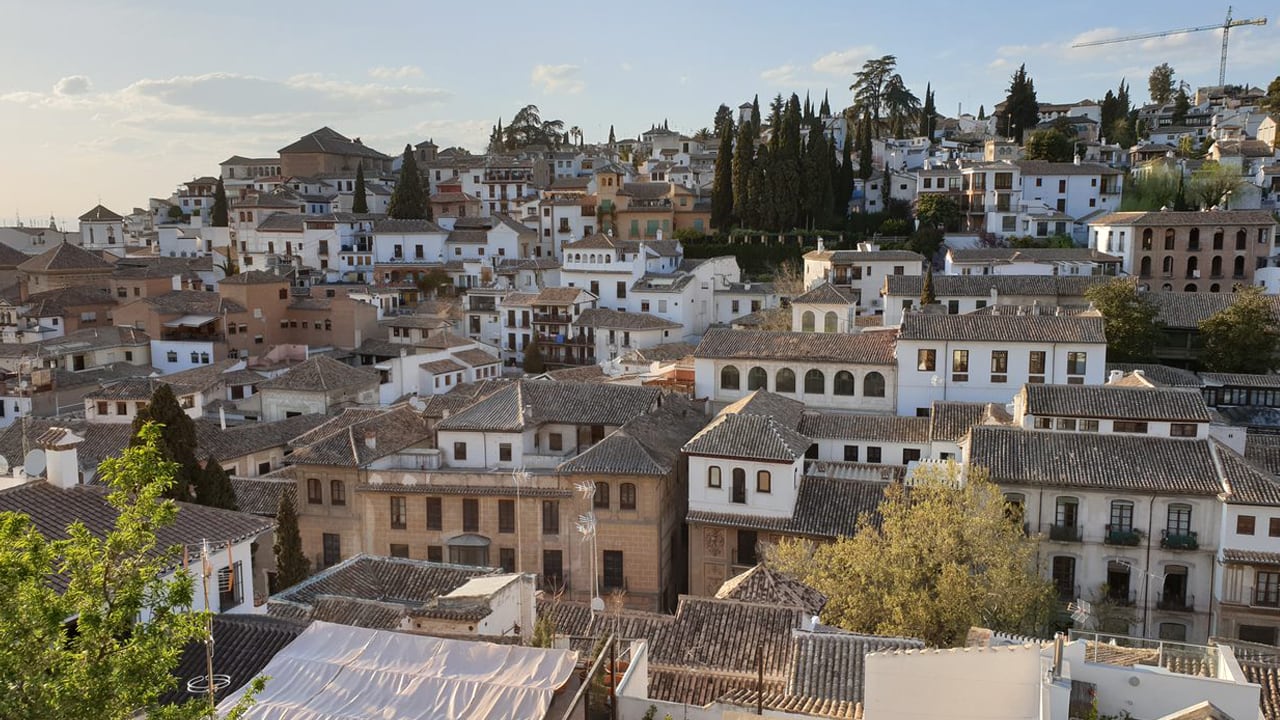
[218,621,578,720]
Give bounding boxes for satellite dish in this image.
[590,596,605,613]
[23,449,45,477]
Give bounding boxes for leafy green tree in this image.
[132,384,199,502]
[884,75,921,139]
[351,164,368,214]
[387,146,426,220]
[849,55,898,139]
[1122,164,1183,211]
[909,227,944,260]
[1023,129,1075,162]
[1085,278,1162,362]
[1003,64,1039,143]
[210,178,228,228]
[914,194,961,231]
[767,463,1054,647]
[1262,76,1280,116]
[1171,87,1190,125]
[1188,161,1242,209]
[1148,63,1176,105]
[711,113,735,231]
[1200,285,1280,374]
[273,492,310,591]
[195,460,237,511]
[920,266,936,305]
[0,422,264,719]
[731,120,755,226]
[522,340,546,374]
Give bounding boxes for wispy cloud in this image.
[368,65,424,80]
[530,64,584,94]
[760,64,799,85]
[812,46,878,76]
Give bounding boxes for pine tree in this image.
[834,128,855,218]
[1003,64,1039,143]
[195,459,238,511]
[747,144,772,230]
[920,83,936,140]
[608,125,616,145]
[857,116,874,181]
[819,91,831,117]
[713,104,733,137]
[387,144,426,219]
[731,120,755,226]
[210,178,228,227]
[131,383,199,502]
[351,164,369,214]
[711,115,735,231]
[523,340,546,374]
[978,105,986,120]
[920,266,936,305]
[274,492,311,590]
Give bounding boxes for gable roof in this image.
[884,273,1108,298]
[220,269,288,285]
[78,204,124,222]
[277,127,391,160]
[286,404,431,467]
[161,614,305,706]
[18,241,115,273]
[1148,291,1280,330]
[1022,384,1211,422]
[793,282,856,306]
[557,395,705,476]
[268,553,497,610]
[799,413,931,443]
[928,401,1013,443]
[574,307,680,330]
[256,355,378,393]
[688,476,889,539]
[1105,363,1203,388]
[436,380,659,431]
[1089,210,1278,227]
[899,313,1106,343]
[195,413,329,463]
[684,412,812,462]
[695,328,897,364]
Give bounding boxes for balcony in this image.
[533,313,570,324]
[1107,590,1138,607]
[1157,593,1195,612]
[1161,530,1199,551]
[1104,525,1143,546]
[1049,524,1082,542]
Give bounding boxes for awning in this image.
[163,314,218,328]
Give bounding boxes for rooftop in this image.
[695,328,897,364]
[437,380,659,432]
[1022,383,1211,422]
[899,312,1106,344]
[256,355,378,393]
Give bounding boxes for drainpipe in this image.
[1142,494,1156,638]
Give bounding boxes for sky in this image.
[2,0,1278,228]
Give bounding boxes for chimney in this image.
[39,427,84,490]
[655,228,663,242]
[817,236,825,252]
[363,429,376,450]
[219,406,227,430]
[1108,369,1125,385]
[989,287,998,305]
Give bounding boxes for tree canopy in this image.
[132,384,200,502]
[920,266,936,305]
[1003,64,1039,143]
[1085,278,1162,363]
[768,464,1054,647]
[273,492,309,592]
[351,164,368,214]
[1188,161,1243,210]
[387,146,427,220]
[914,194,960,231]
[1024,129,1075,162]
[849,55,898,139]
[210,178,228,228]
[1148,63,1175,105]
[1200,285,1280,374]
[1262,76,1280,116]
[0,423,263,719]
[711,108,735,230]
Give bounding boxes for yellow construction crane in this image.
[1071,6,1267,87]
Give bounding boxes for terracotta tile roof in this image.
[562,233,617,250]
[718,690,861,719]
[256,355,378,393]
[1015,160,1122,176]
[0,481,271,593]
[1222,549,1280,565]
[1148,292,1280,330]
[928,401,1013,442]
[649,671,781,706]
[1022,384,1211,422]
[1219,441,1280,506]
[558,395,705,475]
[372,218,446,233]
[575,307,680,330]
[0,419,133,473]
[78,204,124,222]
[884,274,1109,298]
[18,241,115,272]
[695,328,897,364]
[787,631,924,705]
[161,614,305,706]
[1246,434,1280,476]
[451,348,499,366]
[1090,210,1278,226]
[968,426,1224,495]
[685,413,812,462]
[619,342,697,364]
[254,212,305,232]
[437,380,659,431]
[799,414,930,443]
[286,404,431,467]
[1106,363,1203,388]
[804,249,925,263]
[539,365,607,383]
[277,126,391,160]
[715,565,827,615]
[794,282,856,306]
[650,596,805,676]
[899,313,1106,343]
[0,242,33,268]
[419,358,465,374]
[688,477,889,539]
[195,413,329,463]
[1201,372,1280,388]
[722,390,807,428]
[229,477,295,516]
[382,314,452,330]
[220,269,287,285]
[619,182,671,200]
[532,287,589,305]
[141,290,246,315]
[22,285,115,315]
[1239,662,1280,720]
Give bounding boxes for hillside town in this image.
[8,32,1280,720]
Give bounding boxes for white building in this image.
[802,243,926,311]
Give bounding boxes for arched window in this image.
[1237,229,1248,250]
[1213,229,1225,250]
[619,483,636,510]
[801,310,815,332]
[864,371,886,397]
[720,365,740,390]
[1141,228,1153,250]
[833,370,856,395]
[824,311,838,333]
[707,466,722,488]
[307,478,322,504]
[1210,283,1220,292]
[1234,255,1246,277]
[1139,256,1152,277]
[594,481,609,509]
[804,369,825,394]
[1164,228,1175,250]
[756,470,771,493]
[1162,256,1173,275]
[731,468,746,504]
[1162,283,1173,291]
[1186,256,1198,277]
[775,368,796,393]
[747,366,768,391]
[1211,255,1223,277]
[1188,228,1200,250]
[1184,283,1197,292]
[330,479,346,506]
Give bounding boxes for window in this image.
[594,482,610,509]
[389,544,410,558]
[498,499,515,533]
[549,433,563,451]
[737,530,758,565]
[322,533,341,568]
[1170,423,1198,437]
[824,311,838,333]
[1164,229,1175,250]
[1055,496,1079,533]
[307,478,322,504]
[499,547,516,573]
[731,468,746,504]
[620,483,636,510]
[916,349,937,372]
[462,498,479,532]
[96,401,108,415]
[617,281,626,299]
[1167,503,1192,535]
[1029,351,1046,382]
[1256,572,1280,607]
[801,310,815,332]
[867,446,882,463]
[426,497,442,530]
[775,368,796,393]
[543,549,564,588]
[952,349,969,382]
[1067,352,1087,377]
[720,365,740,390]
[1113,421,1149,434]
[1055,418,1077,431]
[1271,517,1280,537]
[1079,420,1100,432]
[542,500,559,535]
[708,466,722,488]
[1052,556,1076,600]
[1240,625,1279,645]
[218,562,243,611]
[390,497,407,529]
[756,470,771,493]
[833,370,855,396]
[902,448,921,464]
[844,445,859,462]
[330,480,346,506]
[603,550,625,591]
[499,443,512,462]
[1110,500,1134,533]
[427,545,443,562]
[1238,515,1256,535]
[747,366,768,391]
[1034,417,1052,429]
[991,351,1008,383]
[1159,623,1187,642]
[864,372,885,397]
[804,369,825,394]
[453,441,468,460]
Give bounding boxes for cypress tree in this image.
[803,127,833,229]
[921,266,936,305]
[210,178,228,227]
[731,120,755,226]
[978,105,986,120]
[274,492,311,590]
[131,383,199,501]
[751,94,761,134]
[711,116,735,231]
[608,125,616,145]
[523,340,546,374]
[1003,64,1039,143]
[920,84,936,140]
[857,117,874,181]
[351,164,369,214]
[835,128,855,218]
[820,91,831,117]
[196,460,238,511]
[772,94,803,229]
[387,144,426,219]
[750,144,775,230]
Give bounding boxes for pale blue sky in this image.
[1,0,1277,226]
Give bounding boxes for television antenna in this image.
[1068,598,1095,629]
[574,481,603,612]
